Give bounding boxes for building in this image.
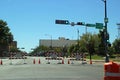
[9,41,17,50]
[39,37,77,48]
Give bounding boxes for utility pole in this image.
[77,29,80,53]
[77,29,79,41]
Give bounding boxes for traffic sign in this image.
[104,18,108,23]
[86,24,96,27]
[96,23,103,29]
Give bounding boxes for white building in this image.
[39,37,77,48]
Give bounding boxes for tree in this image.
[87,41,95,61]
[0,19,13,57]
[68,45,74,55]
[98,30,106,55]
[30,45,49,56]
[79,33,100,54]
[112,39,120,54]
[79,33,90,52]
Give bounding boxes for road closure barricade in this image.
[104,61,120,80]
[45,57,63,64]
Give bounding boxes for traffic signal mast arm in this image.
[55,20,103,29]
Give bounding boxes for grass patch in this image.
[86,54,120,62]
[86,55,104,60]
[110,58,120,62]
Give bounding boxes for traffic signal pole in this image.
[103,0,109,62]
[55,0,109,63]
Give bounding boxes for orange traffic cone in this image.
[33,59,35,64]
[68,59,70,64]
[62,59,64,64]
[38,59,41,64]
[90,60,92,64]
[0,60,3,65]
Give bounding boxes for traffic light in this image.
[100,30,105,42]
[76,22,85,25]
[106,32,109,40]
[107,41,111,47]
[99,29,108,49]
[55,20,70,25]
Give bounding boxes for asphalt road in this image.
[0,57,104,80]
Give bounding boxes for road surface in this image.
[0,57,104,80]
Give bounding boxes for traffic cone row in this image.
[0,59,3,65]
[1,58,88,65]
[33,59,41,64]
[32,58,88,64]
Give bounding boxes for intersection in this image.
[0,57,104,80]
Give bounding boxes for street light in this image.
[20,47,26,64]
[117,23,120,39]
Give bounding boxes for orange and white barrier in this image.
[104,62,120,80]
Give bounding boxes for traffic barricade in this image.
[45,57,63,64]
[104,61,120,80]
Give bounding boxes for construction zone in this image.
[0,56,120,80]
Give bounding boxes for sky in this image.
[0,0,120,53]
